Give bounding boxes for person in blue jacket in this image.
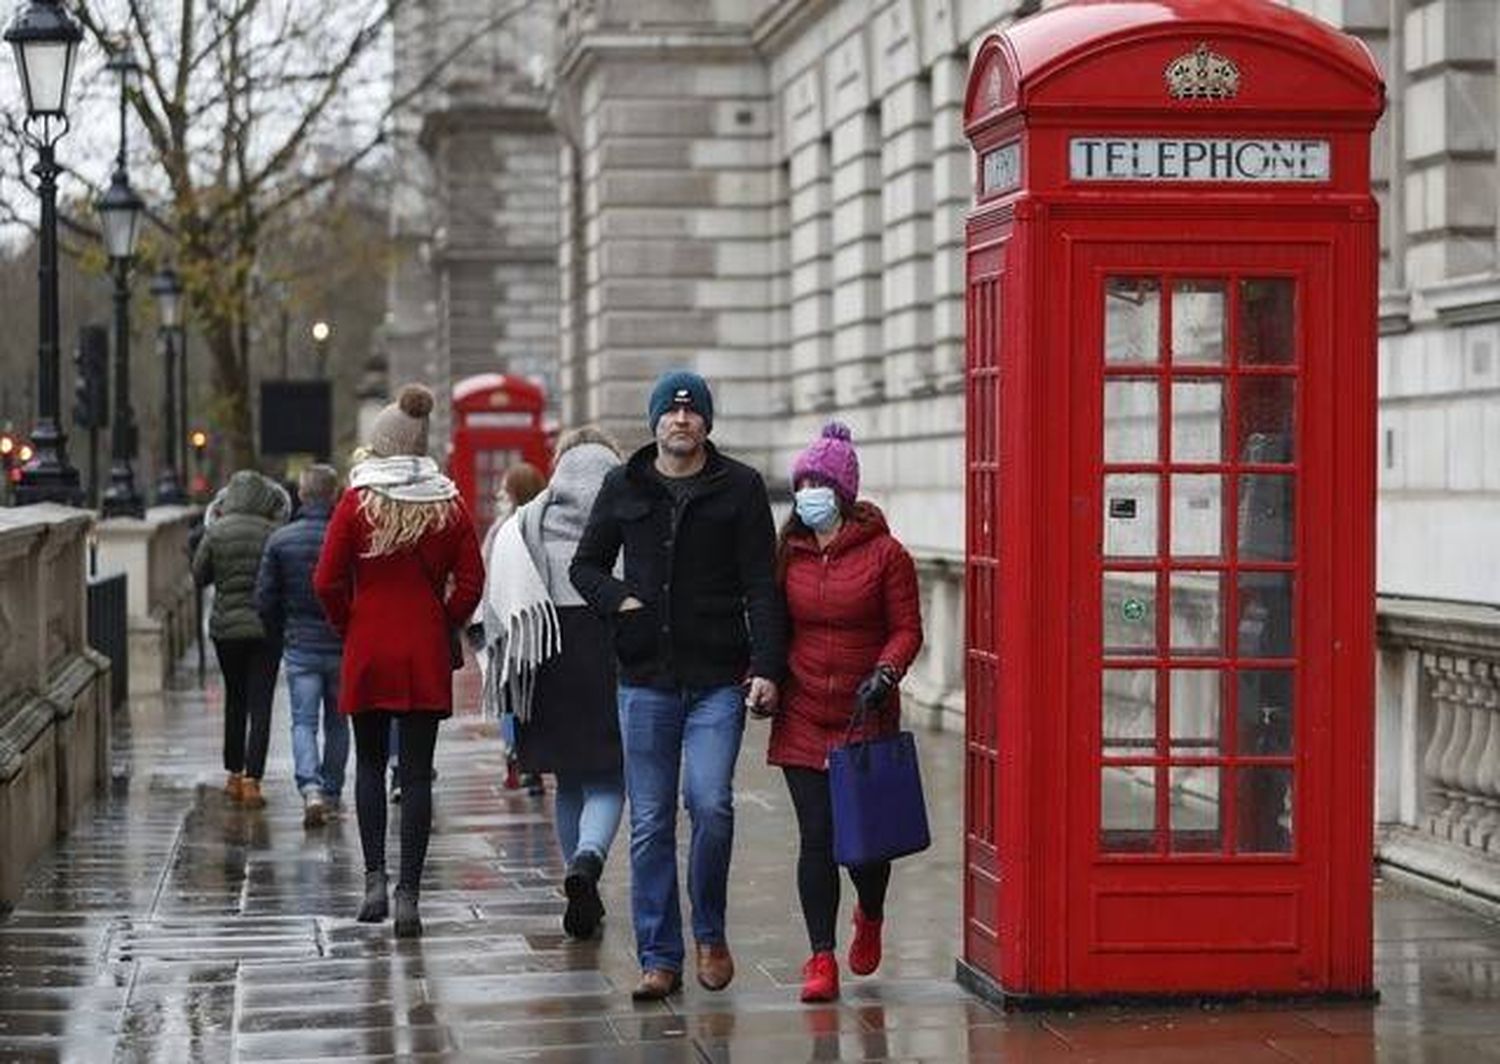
[255,464,348,828]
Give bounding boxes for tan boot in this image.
[630,968,682,1001]
[240,778,266,809]
[224,772,244,801]
[695,943,735,991]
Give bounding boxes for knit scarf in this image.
[479,442,620,723]
[480,511,560,723]
[348,455,457,502]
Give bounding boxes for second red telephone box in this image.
[961,0,1384,1001]
[449,373,552,537]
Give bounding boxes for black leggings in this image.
[783,766,891,953]
[214,638,279,778]
[353,712,441,893]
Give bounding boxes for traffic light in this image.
[73,325,108,430]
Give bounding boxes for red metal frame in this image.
[449,373,552,538]
[961,0,1382,1000]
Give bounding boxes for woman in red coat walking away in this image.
[767,422,923,1003]
[315,384,483,937]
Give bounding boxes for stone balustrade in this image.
[1376,596,1500,908]
[0,504,112,910]
[94,506,201,696]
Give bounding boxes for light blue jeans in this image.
[284,648,348,799]
[617,683,745,973]
[554,769,625,866]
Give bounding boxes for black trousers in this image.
[353,712,441,893]
[214,637,280,778]
[783,766,891,954]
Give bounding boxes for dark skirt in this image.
[515,606,622,775]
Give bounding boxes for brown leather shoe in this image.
[695,942,734,991]
[224,772,244,801]
[630,968,682,1001]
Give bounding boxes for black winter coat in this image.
[570,442,785,691]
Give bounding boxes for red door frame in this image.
[1064,233,1336,993]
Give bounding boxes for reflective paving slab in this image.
[4,659,1500,1061]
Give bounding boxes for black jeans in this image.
[782,766,891,954]
[214,638,280,778]
[353,712,441,893]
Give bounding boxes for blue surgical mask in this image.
[794,486,840,532]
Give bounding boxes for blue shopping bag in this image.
[829,713,931,867]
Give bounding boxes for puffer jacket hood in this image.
[221,470,289,521]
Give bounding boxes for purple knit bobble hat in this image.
[792,422,860,506]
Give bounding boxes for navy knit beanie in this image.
[647,370,714,433]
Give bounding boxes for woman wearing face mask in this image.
[767,422,923,1003]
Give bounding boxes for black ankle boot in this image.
[356,869,388,923]
[393,886,422,938]
[563,852,605,939]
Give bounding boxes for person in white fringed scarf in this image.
[480,426,625,939]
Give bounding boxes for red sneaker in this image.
[848,906,883,976]
[800,951,839,1003]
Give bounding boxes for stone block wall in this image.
[0,505,112,911]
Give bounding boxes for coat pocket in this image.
[612,605,658,667]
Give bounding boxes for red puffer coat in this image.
[767,503,923,770]
[314,489,484,716]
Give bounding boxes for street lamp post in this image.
[151,266,185,504]
[6,0,83,506]
[98,40,145,518]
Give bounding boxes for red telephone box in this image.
[449,373,552,536]
[960,0,1383,1001]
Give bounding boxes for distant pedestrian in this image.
[255,464,348,829]
[315,384,483,938]
[767,423,923,1003]
[477,460,548,796]
[192,470,290,810]
[481,427,623,939]
[571,369,785,1000]
[481,461,547,560]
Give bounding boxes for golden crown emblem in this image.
[1165,42,1241,100]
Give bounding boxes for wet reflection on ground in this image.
[3,662,1500,1061]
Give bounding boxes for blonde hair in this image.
[358,491,456,557]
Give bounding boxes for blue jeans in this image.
[554,769,625,866]
[284,648,348,798]
[618,684,745,972]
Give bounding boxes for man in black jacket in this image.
[571,370,784,1001]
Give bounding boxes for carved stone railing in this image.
[905,555,965,727]
[1376,596,1500,908]
[0,504,112,911]
[93,506,200,696]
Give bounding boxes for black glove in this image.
[854,665,897,712]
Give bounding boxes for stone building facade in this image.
[388,0,1500,726]
[384,0,561,449]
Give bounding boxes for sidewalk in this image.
[1,659,1499,1062]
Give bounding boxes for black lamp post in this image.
[6,0,83,506]
[151,266,185,504]
[99,41,146,518]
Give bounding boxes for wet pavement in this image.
[4,659,1500,1061]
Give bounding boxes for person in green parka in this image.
[193,470,289,808]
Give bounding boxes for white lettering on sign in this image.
[982,142,1021,194]
[1069,137,1331,183]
